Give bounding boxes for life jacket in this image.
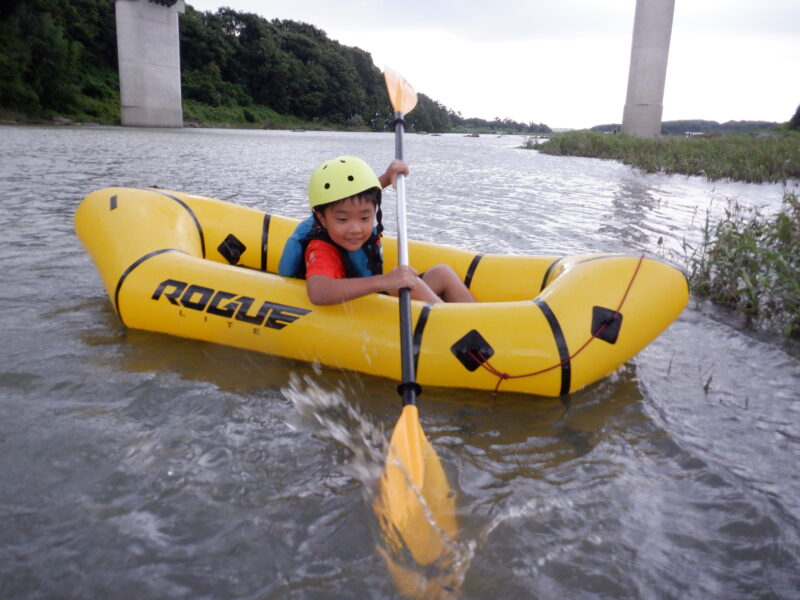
[278,215,383,279]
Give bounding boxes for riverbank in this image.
[524,129,800,342]
[0,105,537,135]
[0,103,358,132]
[528,130,800,184]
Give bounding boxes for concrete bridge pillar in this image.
[622,0,675,138]
[115,0,185,127]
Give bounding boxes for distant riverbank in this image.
[528,130,800,184]
[0,102,355,132]
[0,102,533,136]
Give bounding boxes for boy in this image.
[279,155,476,306]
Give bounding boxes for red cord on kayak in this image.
[468,254,646,396]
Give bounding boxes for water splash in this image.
[283,372,387,488]
[283,375,625,596]
[282,374,475,599]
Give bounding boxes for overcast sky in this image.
[184,0,799,129]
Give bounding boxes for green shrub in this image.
[687,192,800,338]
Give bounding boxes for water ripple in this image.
[1,125,798,599]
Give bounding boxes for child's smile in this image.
[316,197,377,251]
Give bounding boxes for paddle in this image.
[383,67,420,416]
[374,68,459,597]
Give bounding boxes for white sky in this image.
[184,0,799,129]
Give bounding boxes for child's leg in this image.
[421,265,477,302]
[409,278,442,303]
[388,277,442,303]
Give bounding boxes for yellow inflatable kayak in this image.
[75,187,688,397]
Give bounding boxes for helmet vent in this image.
[348,175,354,181]
[324,183,330,189]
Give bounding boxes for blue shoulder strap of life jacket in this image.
[278,216,315,278]
[278,216,379,279]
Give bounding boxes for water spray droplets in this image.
[282,373,387,489]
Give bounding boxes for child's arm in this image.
[306,265,440,305]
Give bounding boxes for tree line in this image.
[658,119,781,135]
[591,118,792,135]
[0,0,118,117]
[0,0,551,133]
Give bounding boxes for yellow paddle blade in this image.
[384,67,418,115]
[374,405,460,597]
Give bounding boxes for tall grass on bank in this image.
[685,192,800,339]
[530,131,800,184]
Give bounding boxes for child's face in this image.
[316,196,377,251]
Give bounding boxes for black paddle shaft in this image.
[393,113,420,406]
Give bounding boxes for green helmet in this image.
[308,155,381,210]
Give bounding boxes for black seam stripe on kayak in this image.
[115,249,188,326]
[539,254,628,292]
[533,298,571,396]
[540,258,563,292]
[464,253,483,289]
[412,302,434,375]
[145,190,206,259]
[261,213,271,272]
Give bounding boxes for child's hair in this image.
[314,187,383,237]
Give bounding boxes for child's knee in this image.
[428,264,457,281]
[421,264,476,303]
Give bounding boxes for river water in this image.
[1,125,798,599]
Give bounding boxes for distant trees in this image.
[0,0,117,115]
[404,94,455,132]
[403,97,551,134]
[789,104,800,131]
[659,119,778,135]
[454,115,551,134]
[178,8,392,127]
[179,8,392,127]
[592,120,780,135]
[0,1,550,133]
